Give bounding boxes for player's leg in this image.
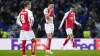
[67,28,75,49]
[24,30,36,56]
[69,34,74,48]
[22,40,26,56]
[46,24,54,51]
[69,34,78,50]
[46,33,53,53]
[19,31,27,56]
[31,38,36,56]
[62,28,71,47]
[27,31,36,56]
[45,23,54,54]
[63,35,70,46]
[61,35,70,50]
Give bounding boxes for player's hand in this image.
[50,8,54,12]
[58,27,61,30]
[48,8,54,16]
[79,24,82,27]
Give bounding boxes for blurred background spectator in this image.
[0,0,100,38]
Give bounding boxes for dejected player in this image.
[43,2,56,54]
[17,1,36,56]
[59,6,81,50]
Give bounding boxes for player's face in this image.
[49,4,54,8]
[70,8,75,12]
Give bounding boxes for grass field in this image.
[0,50,100,56]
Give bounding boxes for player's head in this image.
[70,6,75,12]
[48,1,54,9]
[24,1,31,9]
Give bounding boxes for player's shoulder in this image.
[20,9,32,13]
[26,9,32,13]
[21,9,24,11]
[20,9,25,13]
[19,9,25,14]
[65,11,70,15]
[44,8,48,11]
[72,12,75,14]
[44,8,48,14]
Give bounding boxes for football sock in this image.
[71,39,74,48]
[31,39,36,55]
[47,38,52,50]
[63,38,69,46]
[22,40,26,55]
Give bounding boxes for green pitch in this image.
[0,50,100,56]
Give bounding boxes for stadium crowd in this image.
[0,0,100,38]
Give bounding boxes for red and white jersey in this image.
[17,9,34,31]
[59,11,80,29]
[44,8,54,17]
[43,8,54,23]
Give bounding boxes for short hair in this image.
[70,5,75,8]
[24,1,31,7]
[48,1,54,5]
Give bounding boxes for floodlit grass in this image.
[0,50,100,56]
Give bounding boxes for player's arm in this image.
[28,10,34,26]
[43,8,53,19]
[59,12,69,30]
[74,14,81,26]
[54,14,56,19]
[17,14,22,26]
[44,8,49,19]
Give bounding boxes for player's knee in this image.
[22,40,26,44]
[66,35,69,39]
[47,33,52,38]
[48,36,52,38]
[70,37,73,40]
[31,39,36,43]
[68,34,72,39]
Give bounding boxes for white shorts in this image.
[66,28,73,35]
[45,23,54,33]
[19,30,35,41]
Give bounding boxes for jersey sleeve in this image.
[74,14,80,25]
[59,12,69,28]
[44,8,48,15]
[17,14,22,26]
[43,8,48,18]
[28,10,34,26]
